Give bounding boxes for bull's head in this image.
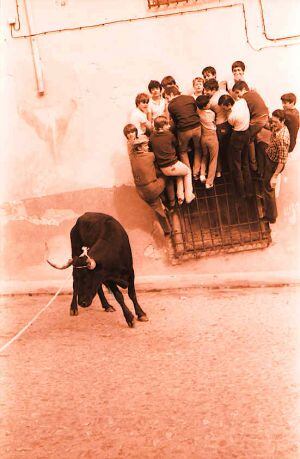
[47,247,99,307]
[47,246,96,270]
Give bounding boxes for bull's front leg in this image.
[70,276,78,316]
[107,282,135,328]
[128,274,148,322]
[98,284,116,312]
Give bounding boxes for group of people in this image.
[123,60,299,235]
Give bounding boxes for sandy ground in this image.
[0,286,299,459]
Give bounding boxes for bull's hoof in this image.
[127,318,135,328]
[104,305,116,312]
[70,309,78,316]
[138,314,149,322]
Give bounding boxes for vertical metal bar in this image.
[223,172,235,248]
[194,185,206,251]
[185,202,197,257]
[203,189,216,250]
[212,182,226,247]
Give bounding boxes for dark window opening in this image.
[169,173,271,261]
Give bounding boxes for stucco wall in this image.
[0,0,299,287]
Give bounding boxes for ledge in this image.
[1,270,299,296]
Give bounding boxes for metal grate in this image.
[169,173,271,260]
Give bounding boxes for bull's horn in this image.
[87,256,96,270]
[47,258,74,269]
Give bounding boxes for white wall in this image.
[1,0,300,202]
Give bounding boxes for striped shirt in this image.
[265,125,290,164]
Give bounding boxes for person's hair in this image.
[161,75,176,89]
[164,85,181,96]
[193,76,204,86]
[272,109,285,122]
[232,60,245,72]
[123,123,138,138]
[281,92,297,105]
[202,66,216,77]
[154,115,168,130]
[148,80,162,92]
[195,95,210,110]
[232,81,249,92]
[135,92,149,107]
[203,79,219,92]
[218,94,235,106]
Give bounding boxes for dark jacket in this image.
[168,95,200,132]
[149,130,178,168]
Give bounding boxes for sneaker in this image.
[200,175,206,183]
[216,172,221,178]
[205,183,213,189]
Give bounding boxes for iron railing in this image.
[169,173,271,261]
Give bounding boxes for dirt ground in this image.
[0,286,299,459]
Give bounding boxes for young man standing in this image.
[204,79,230,173]
[218,94,253,198]
[260,110,290,223]
[164,85,202,180]
[233,81,269,171]
[281,93,299,152]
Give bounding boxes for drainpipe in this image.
[23,0,45,95]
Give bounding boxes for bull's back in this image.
[76,212,133,262]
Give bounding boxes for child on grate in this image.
[129,93,152,137]
[195,94,219,189]
[123,123,138,155]
[233,81,269,172]
[192,77,204,99]
[147,80,167,128]
[150,116,195,205]
[124,131,172,235]
[164,85,202,180]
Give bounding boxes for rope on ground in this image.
[0,274,72,354]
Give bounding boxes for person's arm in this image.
[140,114,152,133]
[270,131,289,188]
[227,109,235,127]
[147,109,153,126]
[167,105,176,133]
[285,115,298,152]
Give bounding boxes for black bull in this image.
[47,212,148,328]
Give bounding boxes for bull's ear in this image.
[87,257,96,270]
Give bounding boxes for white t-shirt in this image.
[148,97,166,120]
[129,107,148,136]
[228,98,250,131]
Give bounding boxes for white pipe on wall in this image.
[23,0,45,95]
